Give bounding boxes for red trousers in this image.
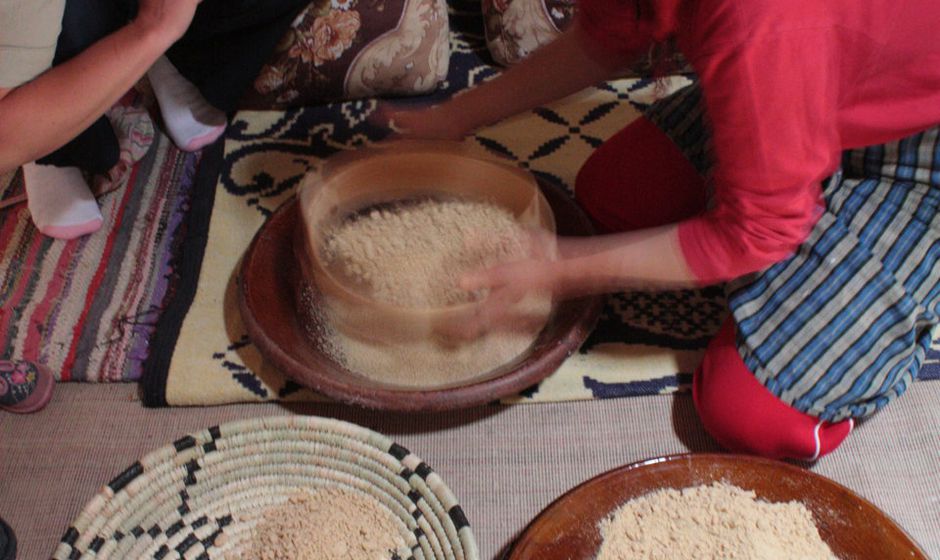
[575,117,852,460]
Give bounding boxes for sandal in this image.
[0,516,15,560]
[0,360,54,414]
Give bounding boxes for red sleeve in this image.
[577,0,680,57]
[677,28,843,284]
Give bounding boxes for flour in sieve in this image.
[312,196,552,387]
[324,197,533,306]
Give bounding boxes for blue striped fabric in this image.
[646,80,940,422]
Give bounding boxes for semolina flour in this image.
[596,482,839,560]
[238,487,408,560]
[323,197,532,307]
[312,196,552,387]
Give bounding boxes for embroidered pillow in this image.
[483,0,688,75]
[483,0,574,66]
[242,0,450,108]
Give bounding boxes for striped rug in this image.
[0,97,202,382]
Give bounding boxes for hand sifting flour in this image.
[596,482,839,560]
[323,197,530,307]
[310,196,552,388]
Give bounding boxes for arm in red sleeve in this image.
[677,26,844,284]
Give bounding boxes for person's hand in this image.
[438,229,565,341]
[133,0,201,46]
[374,101,473,141]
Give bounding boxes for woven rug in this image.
[139,0,940,406]
[0,94,203,382]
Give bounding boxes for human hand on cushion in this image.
[375,21,624,142]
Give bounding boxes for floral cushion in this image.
[241,0,450,108]
[482,0,688,74]
[483,0,575,66]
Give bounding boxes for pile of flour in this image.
[313,196,552,387]
[238,487,407,560]
[323,197,531,307]
[596,482,839,560]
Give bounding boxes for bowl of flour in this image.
[505,453,929,560]
[53,417,480,559]
[298,141,555,346]
[299,142,556,390]
[238,141,604,410]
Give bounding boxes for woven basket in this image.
[52,416,479,560]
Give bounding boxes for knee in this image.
[693,319,853,461]
[574,117,706,233]
[574,132,629,233]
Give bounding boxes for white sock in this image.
[146,55,227,152]
[24,162,103,240]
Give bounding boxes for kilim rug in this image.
[0,93,203,382]
[139,0,940,406]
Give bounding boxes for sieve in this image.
[297,140,556,345]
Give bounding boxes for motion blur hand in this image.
[374,101,474,142]
[439,229,566,341]
[134,0,201,45]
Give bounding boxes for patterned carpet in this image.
[0,93,202,382]
[138,0,940,406]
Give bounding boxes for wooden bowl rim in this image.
[504,452,929,560]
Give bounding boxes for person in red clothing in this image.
[384,0,940,460]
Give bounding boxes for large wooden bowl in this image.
[505,453,929,560]
[237,178,603,412]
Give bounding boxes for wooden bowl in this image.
[298,141,556,345]
[505,453,929,560]
[237,178,603,412]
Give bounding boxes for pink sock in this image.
[147,56,226,152]
[24,163,103,240]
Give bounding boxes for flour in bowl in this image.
[323,197,532,307]
[313,196,552,387]
[238,487,408,560]
[596,482,838,560]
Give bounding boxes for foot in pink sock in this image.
[147,56,227,152]
[183,124,226,152]
[24,163,103,240]
[39,220,103,239]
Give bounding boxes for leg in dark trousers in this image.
[167,0,309,113]
[37,0,133,173]
[39,0,306,170]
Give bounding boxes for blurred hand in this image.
[374,101,472,141]
[438,229,564,341]
[134,0,201,45]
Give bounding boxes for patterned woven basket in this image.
[52,416,479,559]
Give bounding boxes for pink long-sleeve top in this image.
[579,0,940,284]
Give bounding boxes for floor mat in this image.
[0,97,202,382]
